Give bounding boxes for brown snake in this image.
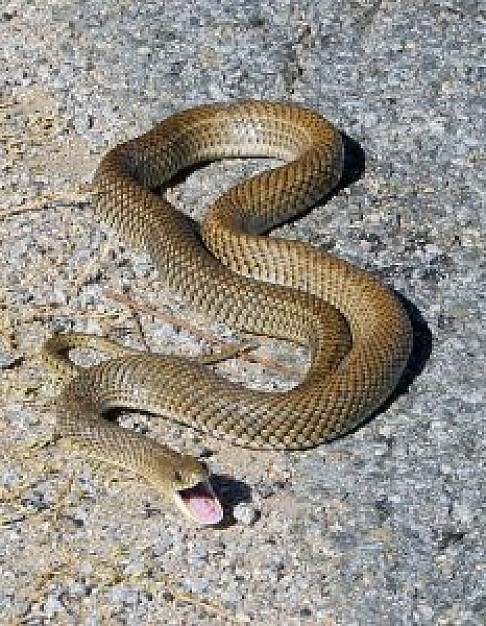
[44,101,412,524]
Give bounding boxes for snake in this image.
[44,101,412,525]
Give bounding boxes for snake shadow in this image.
[210,473,253,528]
[339,132,367,190]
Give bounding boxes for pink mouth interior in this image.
[179,482,223,525]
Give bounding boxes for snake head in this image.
[167,455,223,526]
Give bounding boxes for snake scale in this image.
[44,101,412,524]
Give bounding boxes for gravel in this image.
[1,1,484,625]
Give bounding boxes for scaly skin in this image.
[44,101,412,521]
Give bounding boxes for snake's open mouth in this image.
[174,480,223,526]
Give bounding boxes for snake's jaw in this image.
[172,480,223,526]
[166,457,224,526]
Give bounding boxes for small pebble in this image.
[233,503,260,526]
[0,352,19,369]
[44,596,64,618]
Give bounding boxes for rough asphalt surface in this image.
[1,1,484,624]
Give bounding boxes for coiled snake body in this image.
[45,101,412,524]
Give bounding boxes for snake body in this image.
[45,101,412,524]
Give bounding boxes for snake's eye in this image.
[173,470,184,483]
